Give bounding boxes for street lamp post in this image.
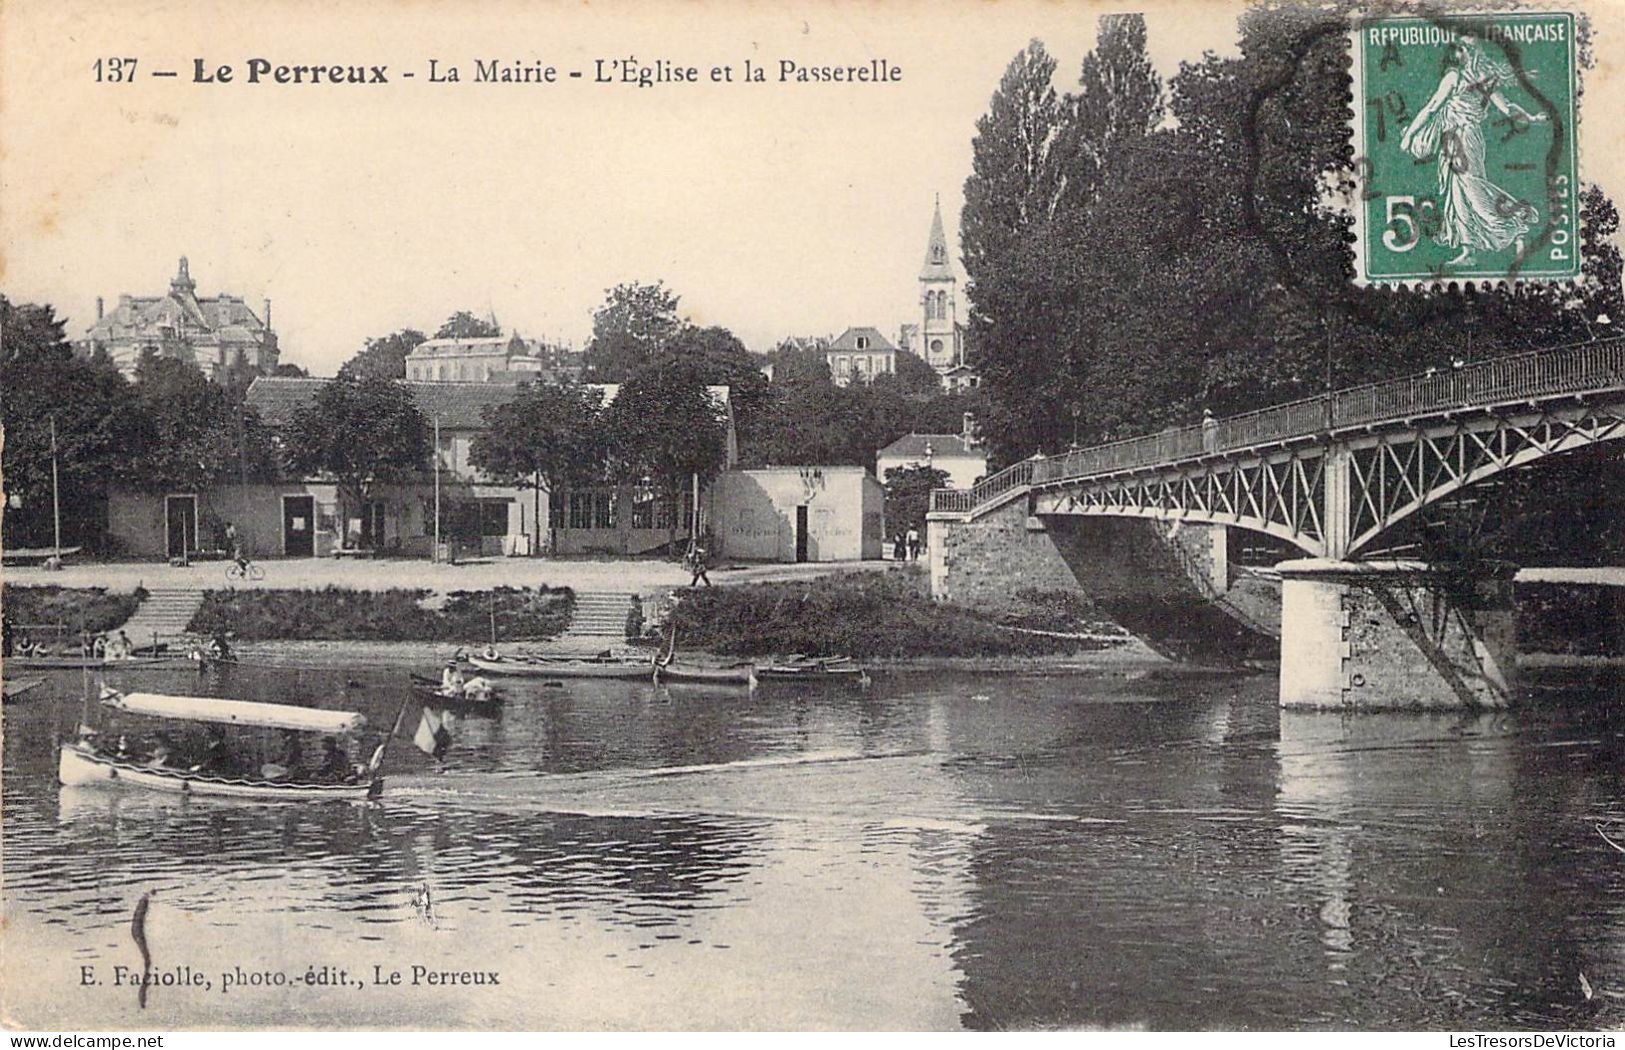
[433,414,441,563]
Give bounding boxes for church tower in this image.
[917,197,961,371]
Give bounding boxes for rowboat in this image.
[6,653,193,670]
[468,652,653,680]
[755,655,871,685]
[652,658,757,687]
[408,674,503,713]
[58,686,383,802]
[3,677,45,701]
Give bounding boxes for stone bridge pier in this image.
[1278,559,1517,710]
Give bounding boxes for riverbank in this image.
[188,585,573,643]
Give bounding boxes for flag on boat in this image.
[412,703,456,761]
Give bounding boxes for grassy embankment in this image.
[2,585,147,633]
[665,569,1125,659]
[187,586,574,643]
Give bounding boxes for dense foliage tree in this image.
[469,382,607,555]
[603,357,728,551]
[0,297,150,549]
[131,351,278,493]
[964,8,1623,464]
[873,349,942,398]
[584,282,684,381]
[883,464,951,539]
[660,324,772,436]
[339,329,427,381]
[283,374,429,526]
[272,362,311,378]
[434,312,500,340]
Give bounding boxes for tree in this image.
[661,324,772,437]
[883,464,951,538]
[283,374,429,529]
[604,357,728,552]
[583,281,683,380]
[764,337,832,386]
[435,312,500,340]
[339,329,426,381]
[131,351,278,494]
[873,349,942,397]
[469,382,606,555]
[0,297,149,549]
[272,362,311,378]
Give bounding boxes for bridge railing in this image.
[929,458,1032,514]
[929,340,1625,512]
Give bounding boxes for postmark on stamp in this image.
[1351,11,1579,284]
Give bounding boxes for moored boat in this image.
[755,655,871,685]
[652,658,757,687]
[468,652,652,680]
[7,653,193,671]
[59,686,383,801]
[3,677,45,701]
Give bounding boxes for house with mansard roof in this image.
[79,257,279,381]
[825,326,897,387]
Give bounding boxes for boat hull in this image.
[653,661,756,686]
[468,654,652,680]
[7,655,192,671]
[410,685,502,714]
[57,744,380,801]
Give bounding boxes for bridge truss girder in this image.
[1033,446,1329,557]
[1342,397,1625,557]
[1029,394,1625,560]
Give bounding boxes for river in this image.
[3,662,1623,1030]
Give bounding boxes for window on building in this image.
[569,491,593,531]
[593,491,615,530]
[631,493,654,529]
[550,495,565,530]
[856,336,869,350]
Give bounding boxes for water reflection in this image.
[3,664,1622,1029]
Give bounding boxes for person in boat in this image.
[195,726,238,777]
[105,631,134,661]
[461,674,492,700]
[92,634,108,659]
[317,737,354,783]
[146,738,174,769]
[440,659,466,697]
[261,730,302,780]
[79,630,96,657]
[208,626,235,662]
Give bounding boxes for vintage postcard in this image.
[3,0,1624,1035]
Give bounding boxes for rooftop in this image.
[828,326,896,353]
[877,432,985,459]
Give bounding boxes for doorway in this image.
[282,495,316,557]
[164,495,197,559]
[362,501,386,549]
[794,505,809,563]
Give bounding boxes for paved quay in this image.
[2,555,893,597]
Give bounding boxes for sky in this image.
[2,0,1621,376]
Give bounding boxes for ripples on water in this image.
[2,662,1622,1029]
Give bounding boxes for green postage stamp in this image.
[1352,11,1579,284]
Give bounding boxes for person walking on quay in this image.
[893,533,907,562]
[686,543,712,588]
[906,526,921,562]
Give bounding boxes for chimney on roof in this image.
[264,298,272,329]
[96,297,104,320]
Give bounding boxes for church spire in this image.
[920,196,953,280]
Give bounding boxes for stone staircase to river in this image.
[551,591,637,651]
[118,587,205,649]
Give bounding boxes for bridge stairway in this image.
[118,587,206,649]
[552,591,636,650]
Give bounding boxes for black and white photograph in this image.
[2,0,1623,1034]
